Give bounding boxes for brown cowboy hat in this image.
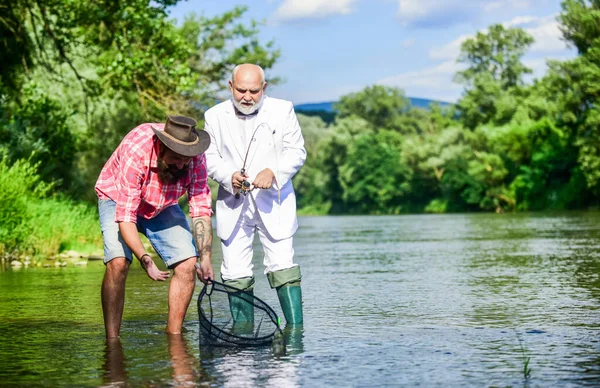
[152,115,210,157]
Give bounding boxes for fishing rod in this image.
[235,122,275,199]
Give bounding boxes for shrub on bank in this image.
[0,158,101,259]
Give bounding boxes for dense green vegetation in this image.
[1,0,599,259]
[295,0,600,215]
[0,1,279,259]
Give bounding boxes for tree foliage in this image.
[2,0,600,221]
[0,1,279,199]
[456,24,534,129]
[293,1,600,214]
[545,0,600,191]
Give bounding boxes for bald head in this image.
[231,64,265,85]
[229,64,267,115]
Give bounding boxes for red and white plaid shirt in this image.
[95,123,213,223]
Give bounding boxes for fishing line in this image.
[235,122,280,205]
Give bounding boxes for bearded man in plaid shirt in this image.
[95,115,214,338]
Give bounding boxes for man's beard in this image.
[232,94,264,115]
[156,157,188,184]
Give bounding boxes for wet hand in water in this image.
[141,256,170,281]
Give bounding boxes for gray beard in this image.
[231,95,264,115]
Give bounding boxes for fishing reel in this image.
[235,168,251,199]
[240,180,251,196]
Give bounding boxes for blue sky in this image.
[168,0,575,105]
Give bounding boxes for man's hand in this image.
[118,222,170,281]
[195,260,214,283]
[252,168,275,189]
[141,255,170,281]
[232,170,249,190]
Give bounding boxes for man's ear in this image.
[263,82,268,92]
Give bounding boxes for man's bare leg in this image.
[102,258,130,338]
[166,257,196,334]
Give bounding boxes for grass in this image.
[27,198,102,258]
[0,157,103,260]
[515,330,532,379]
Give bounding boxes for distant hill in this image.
[295,97,452,113]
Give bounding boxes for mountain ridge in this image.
[294,97,452,112]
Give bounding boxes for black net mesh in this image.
[197,280,284,347]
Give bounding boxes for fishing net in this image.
[197,280,284,347]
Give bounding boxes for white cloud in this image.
[502,15,538,28]
[396,0,474,27]
[401,38,416,48]
[429,15,569,63]
[396,0,531,27]
[523,58,549,78]
[503,15,568,53]
[272,0,357,21]
[376,60,465,102]
[397,0,443,24]
[429,34,471,61]
[405,12,572,102]
[483,0,530,13]
[527,18,567,53]
[502,15,567,53]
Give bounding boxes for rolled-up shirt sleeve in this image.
[114,154,145,223]
[188,154,213,218]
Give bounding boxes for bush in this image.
[0,157,101,259]
[27,198,101,257]
[0,158,50,256]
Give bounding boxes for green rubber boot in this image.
[277,283,303,325]
[223,277,255,324]
[267,267,303,325]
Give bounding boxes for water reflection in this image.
[102,338,127,387]
[102,334,201,387]
[197,325,304,387]
[168,334,197,387]
[282,325,304,355]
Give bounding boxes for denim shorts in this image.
[98,199,198,268]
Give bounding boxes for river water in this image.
[0,213,599,387]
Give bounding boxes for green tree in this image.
[0,1,280,199]
[543,0,600,192]
[0,1,34,92]
[0,83,77,191]
[455,24,534,129]
[456,24,534,88]
[334,85,426,133]
[317,115,375,213]
[504,119,582,210]
[339,130,410,214]
[559,0,600,54]
[293,114,331,214]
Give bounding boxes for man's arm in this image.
[264,101,306,189]
[118,221,170,281]
[192,216,214,282]
[203,119,239,194]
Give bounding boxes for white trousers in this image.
[220,196,296,281]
